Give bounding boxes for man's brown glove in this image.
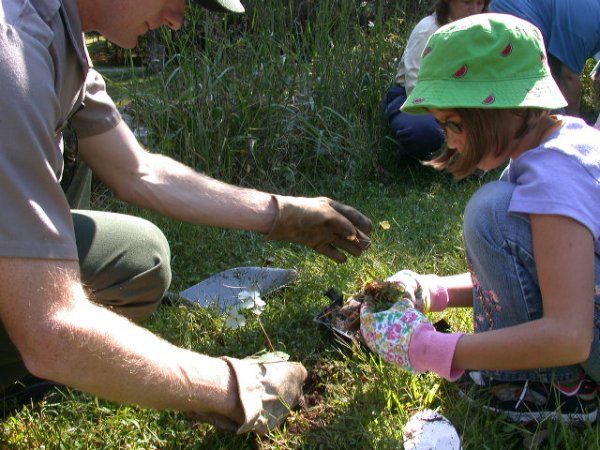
[266,195,372,263]
[188,356,307,435]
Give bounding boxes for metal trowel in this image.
[178,266,298,312]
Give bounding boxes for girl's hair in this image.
[433,0,491,26]
[425,108,550,179]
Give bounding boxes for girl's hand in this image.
[359,298,431,371]
[385,269,433,313]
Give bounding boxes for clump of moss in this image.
[317,280,407,340]
[353,280,406,312]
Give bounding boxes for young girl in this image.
[361,13,600,423]
[382,0,488,161]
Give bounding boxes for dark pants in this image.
[0,210,172,389]
[383,84,445,161]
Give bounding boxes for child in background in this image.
[382,0,488,161]
[362,13,600,423]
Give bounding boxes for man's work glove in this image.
[360,297,463,381]
[385,270,449,313]
[266,195,372,263]
[188,355,307,435]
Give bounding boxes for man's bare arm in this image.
[78,121,372,263]
[78,121,277,232]
[557,63,582,116]
[0,257,241,419]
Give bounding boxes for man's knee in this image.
[74,211,172,322]
[100,219,171,322]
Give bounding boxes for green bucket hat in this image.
[195,0,245,13]
[401,13,566,115]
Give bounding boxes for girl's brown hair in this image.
[433,0,491,26]
[425,108,550,179]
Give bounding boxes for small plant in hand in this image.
[357,281,406,312]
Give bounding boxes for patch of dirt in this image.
[314,281,407,341]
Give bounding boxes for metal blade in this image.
[178,266,298,312]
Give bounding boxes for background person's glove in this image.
[386,270,449,313]
[266,195,372,263]
[188,355,307,435]
[360,298,463,380]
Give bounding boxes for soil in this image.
[315,281,407,340]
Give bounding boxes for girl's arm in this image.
[441,272,474,308]
[452,214,595,371]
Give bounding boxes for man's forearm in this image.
[0,259,239,417]
[79,123,277,233]
[124,152,277,232]
[41,294,237,414]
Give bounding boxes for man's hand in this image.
[188,355,308,435]
[266,195,372,263]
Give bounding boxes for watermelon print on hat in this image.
[402,13,567,114]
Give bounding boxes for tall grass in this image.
[130,0,419,191]
[129,0,599,192]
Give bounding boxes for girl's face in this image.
[430,109,466,152]
[430,108,507,171]
[447,0,485,21]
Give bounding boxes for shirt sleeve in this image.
[509,150,600,239]
[0,7,78,260]
[395,15,439,94]
[70,68,122,138]
[545,1,600,74]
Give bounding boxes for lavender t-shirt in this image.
[501,116,600,256]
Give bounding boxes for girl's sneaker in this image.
[457,371,598,424]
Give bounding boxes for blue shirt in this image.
[490,0,600,73]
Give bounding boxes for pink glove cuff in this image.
[408,324,464,381]
[419,274,449,312]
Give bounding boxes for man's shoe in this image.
[458,371,598,424]
[1,375,60,418]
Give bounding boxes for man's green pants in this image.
[0,209,172,390]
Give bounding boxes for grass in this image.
[6,167,600,449]
[2,0,600,448]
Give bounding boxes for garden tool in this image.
[178,266,298,312]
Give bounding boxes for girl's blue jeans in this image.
[464,181,600,383]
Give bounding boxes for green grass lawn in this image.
[3,166,600,449]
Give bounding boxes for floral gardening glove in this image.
[385,270,431,313]
[360,298,430,372]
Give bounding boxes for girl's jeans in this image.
[464,181,600,383]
